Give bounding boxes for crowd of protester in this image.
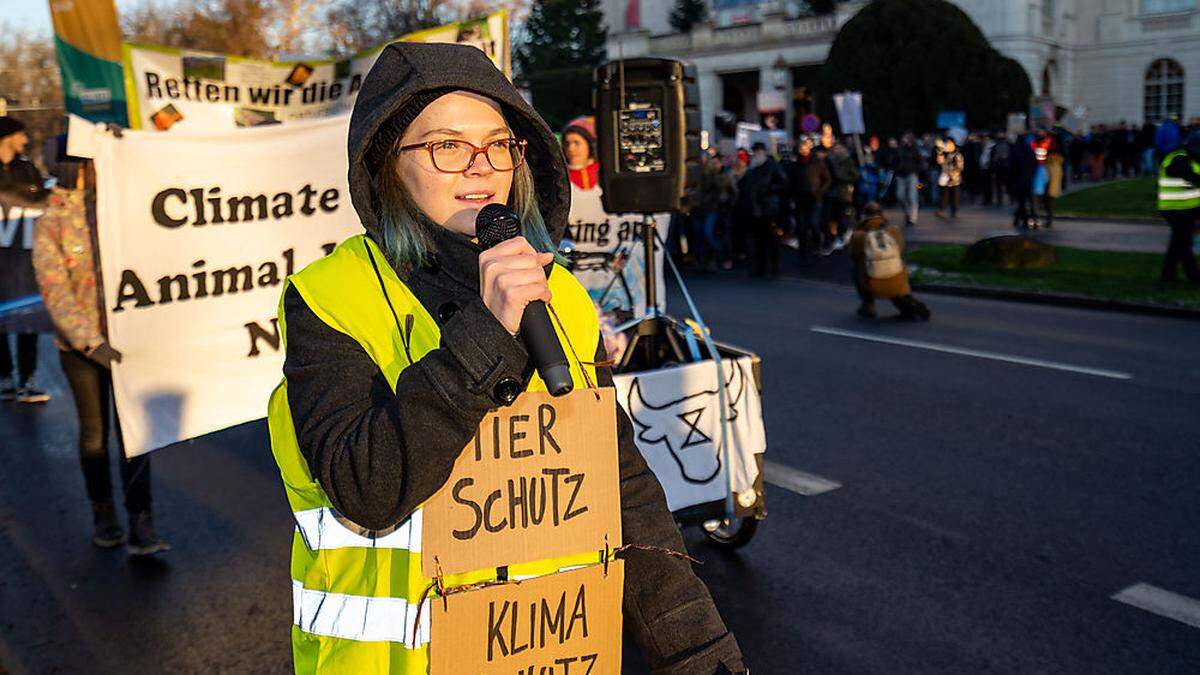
[667,116,1200,279]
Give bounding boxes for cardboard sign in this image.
[430,561,624,675]
[422,389,622,577]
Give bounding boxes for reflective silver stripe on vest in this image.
[1160,177,1193,188]
[293,507,422,551]
[292,580,430,647]
[1161,189,1200,201]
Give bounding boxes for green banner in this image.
[54,36,127,125]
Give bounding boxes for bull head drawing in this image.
[625,361,746,484]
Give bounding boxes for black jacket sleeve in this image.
[596,340,746,675]
[282,283,529,531]
[0,157,49,206]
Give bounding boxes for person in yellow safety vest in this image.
[1157,130,1200,283]
[267,42,746,674]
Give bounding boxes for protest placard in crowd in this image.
[72,114,359,456]
[122,12,509,131]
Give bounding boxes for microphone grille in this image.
[475,204,521,250]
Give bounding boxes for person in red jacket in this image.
[562,115,600,190]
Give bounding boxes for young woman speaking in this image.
[267,42,745,674]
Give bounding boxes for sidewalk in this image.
[893,202,1168,254]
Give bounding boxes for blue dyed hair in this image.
[375,157,560,277]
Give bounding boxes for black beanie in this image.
[365,89,451,177]
[0,116,26,141]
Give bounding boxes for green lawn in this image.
[908,244,1200,309]
[1055,177,1158,220]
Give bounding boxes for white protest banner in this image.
[833,91,866,135]
[83,114,360,456]
[613,356,763,512]
[564,184,665,318]
[0,203,41,301]
[122,12,509,131]
[0,204,52,333]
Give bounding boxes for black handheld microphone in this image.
[475,204,574,397]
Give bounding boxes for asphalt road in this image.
[2,271,1199,673]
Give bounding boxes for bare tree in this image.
[122,0,275,57]
[0,24,64,168]
[123,0,527,58]
[269,0,330,57]
[324,0,456,54]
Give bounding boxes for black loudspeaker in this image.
[593,58,701,214]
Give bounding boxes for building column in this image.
[699,69,722,144]
[781,66,795,140]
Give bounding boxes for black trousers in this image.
[940,185,960,215]
[853,266,923,316]
[1041,195,1055,226]
[749,216,780,276]
[58,349,152,512]
[1013,194,1039,228]
[0,332,39,384]
[1161,209,1200,282]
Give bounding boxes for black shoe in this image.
[857,302,877,318]
[0,376,15,401]
[913,300,932,321]
[127,512,171,556]
[92,503,126,548]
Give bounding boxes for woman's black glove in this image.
[86,342,123,368]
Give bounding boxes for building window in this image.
[1144,59,1184,123]
[1042,61,1056,96]
[1140,0,1195,15]
[1042,0,1056,34]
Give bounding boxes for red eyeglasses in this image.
[396,138,528,173]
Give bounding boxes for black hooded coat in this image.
[280,43,744,674]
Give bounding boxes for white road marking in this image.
[763,460,842,496]
[1112,583,1200,630]
[810,326,1133,380]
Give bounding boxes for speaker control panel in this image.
[618,104,665,174]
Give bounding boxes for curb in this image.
[1052,213,1161,225]
[912,281,1200,320]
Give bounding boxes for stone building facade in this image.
[600,0,1200,139]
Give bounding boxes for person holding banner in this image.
[32,137,170,555]
[0,116,51,404]
[268,43,744,674]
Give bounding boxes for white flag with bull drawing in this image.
[612,356,764,512]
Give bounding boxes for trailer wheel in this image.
[701,517,758,549]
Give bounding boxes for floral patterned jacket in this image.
[32,188,104,353]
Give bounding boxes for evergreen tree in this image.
[517,0,608,130]
[670,0,709,33]
[816,0,1031,136]
[808,0,837,14]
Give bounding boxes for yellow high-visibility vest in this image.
[1158,150,1200,211]
[267,234,602,673]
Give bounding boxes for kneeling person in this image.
[849,202,930,320]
